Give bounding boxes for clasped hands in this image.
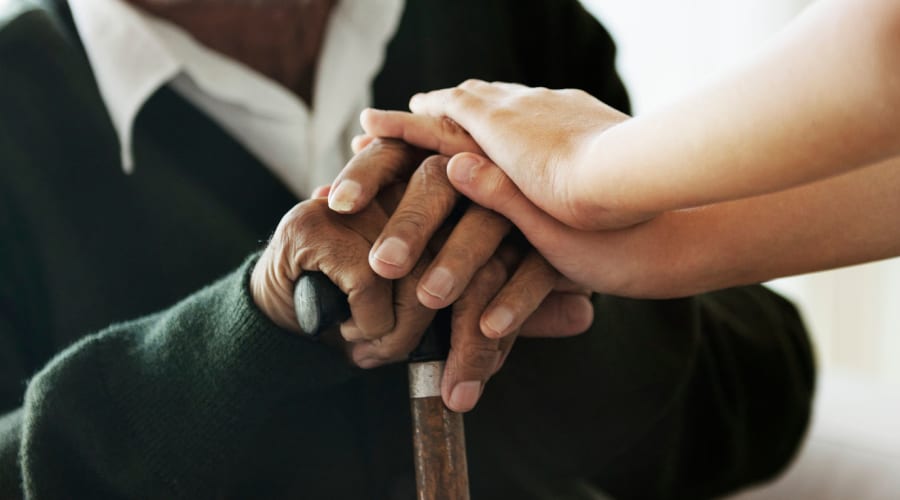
[251,136,592,413]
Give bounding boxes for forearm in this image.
[0,409,21,498]
[648,155,900,296]
[587,0,900,215]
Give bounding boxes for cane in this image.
[294,272,470,499]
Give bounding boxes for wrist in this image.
[570,123,663,230]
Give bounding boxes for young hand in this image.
[360,80,658,230]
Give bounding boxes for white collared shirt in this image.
[67,0,405,198]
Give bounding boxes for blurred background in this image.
[580,0,900,497]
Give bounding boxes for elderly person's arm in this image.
[3,138,579,497]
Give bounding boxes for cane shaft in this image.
[409,361,470,500]
[295,272,470,498]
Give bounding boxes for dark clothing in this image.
[0,0,814,498]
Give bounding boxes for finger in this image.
[408,79,504,132]
[328,138,427,214]
[492,334,517,375]
[408,87,484,131]
[518,292,594,338]
[441,257,509,412]
[369,155,459,279]
[284,199,396,339]
[408,79,497,115]
[346,256,437,368]
[417,205,511,309]
[372,181,407,216]
[446,153,571,254]
[360,108,484,157]
[479,251,559,338]
[310,184,331,199]
[350,134,377,154]
[488,80,530,91]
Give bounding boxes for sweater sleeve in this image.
[14,256,359,498]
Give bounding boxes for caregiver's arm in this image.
[363,0,900,231]
[442,152,900,299]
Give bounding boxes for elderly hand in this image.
[252,139,592,412]
[251,188,435,364]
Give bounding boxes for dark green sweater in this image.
[0,0,814,498]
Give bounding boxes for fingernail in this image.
[328,180,361,213]
[483,307,514,337]
[449,381,482,412]
[448,155,481,184]
[420,267,454,302]
[371,237,409,268]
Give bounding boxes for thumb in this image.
[446,153,566,252]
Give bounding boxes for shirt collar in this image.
[67,0,404,179]
[68,0,179,173]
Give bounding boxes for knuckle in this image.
[484,174,521,215]
[391,207,431,238]
[366,137,412,163]
[412,170,457,215]
[416,155,452,186]
[439,116,464,137]
[285,200,328,233]
[449,86,469,101]
[359,328,389,342]
[367,336,391,353]
[441,244,482,270]
[370,319,427,357]
[340,330,365,343]
[470,205,511,233]
[278,200,330,251]
[351,352,387,370]
[371,335,417,360]
[494,243,524,270]
[560,87,587,98]
[519,252,558,283]
[347,271,379,297]
[484,103,513,124]
[458,342,501,374]
[530,86,551,96]
[459,79,483,90]
[366,136,404,151]
[346,285,396,338]
[476,258,509,292]
[363,317,395,339]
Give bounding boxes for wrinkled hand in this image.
[330,137,593,411]
[252,139,593,413]
[251,177,435,369]
[358,79,657,230]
